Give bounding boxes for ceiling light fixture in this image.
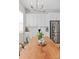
[30,0,45,12]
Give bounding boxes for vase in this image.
[38,38,46,46]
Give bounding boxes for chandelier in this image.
[30,0,45,12]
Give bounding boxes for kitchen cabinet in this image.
[50,20,60,43]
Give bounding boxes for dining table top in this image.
[20,36,60,59]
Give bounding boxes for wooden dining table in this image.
[20,36,60,59]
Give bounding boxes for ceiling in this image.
[19,0,60,13]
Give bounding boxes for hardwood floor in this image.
[20,36,60,59]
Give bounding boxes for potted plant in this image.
[37,29,46,46]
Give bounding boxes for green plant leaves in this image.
[37,32,44,40]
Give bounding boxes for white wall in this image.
[25,12,60,38]
[19,11,24,43]
[19,11,23,33]
[26,12,60,26]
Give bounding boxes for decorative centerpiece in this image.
[37,29,46,46]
